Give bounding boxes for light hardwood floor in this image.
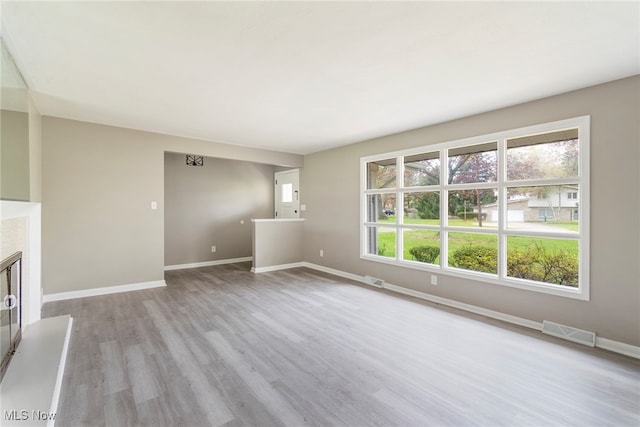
[44,263,640,426]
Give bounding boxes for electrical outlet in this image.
[431,274,438,286]
[211,246,217,253]
[320,249,324,257]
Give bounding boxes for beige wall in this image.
[252,219,304,270]
[0,96,41,202]
[42,118,303,294]
[1,109,30,201]
[28,95,42,202]
[301,76,640,346]
[164,152,274,266]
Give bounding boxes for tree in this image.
[506,148,543,181]
[412,192,439,219]
[404,159,440,186]
[368,162,396,219]
[448,149,497,226]
[560,139,579,177]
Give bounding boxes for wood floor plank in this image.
[104,389,139,427]
[143,299,235,426]
[100,340,129,395]
[43,262,640,426]
[206,330,308,426]
[251,311,305,344]
[124,344,160,404]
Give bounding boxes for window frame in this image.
[360,116,590,300]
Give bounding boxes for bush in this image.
[540,251,578,286]
[450,245,497,273]
[377,243,388,257]
[409,245,440,263]
[507,243,578,287]
[450,243,578,286]
[506,250,536,279]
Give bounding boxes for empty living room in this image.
[0,1,638,426]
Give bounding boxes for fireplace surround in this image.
[0,251,22,382]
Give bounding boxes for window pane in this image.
[448,142,497,184]
[365,226,396,258]
[366,193,397,223]
[404,152,440,186]
[507,236,579,287]
[506,129,579,181]
[403,229,440,265]
[506,185,579,233]
[367,159,396,189]
[404,192,440,225]
[448,232,498,274]
[281,183,293,202]
[448,189,497,228]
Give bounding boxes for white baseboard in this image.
[381,281,543,331]
[301,263,366,284]
[300,262,639,360]
[251,262,305,273]
[595,337,640,359]
[42,280,166,303]
[164,257,252,271]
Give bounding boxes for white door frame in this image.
[274,169,300,219]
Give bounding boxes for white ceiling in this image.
[1,1,638,155]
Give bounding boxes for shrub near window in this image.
[508,243,578,287]
[409,246,440,263]
[450,245,497,274]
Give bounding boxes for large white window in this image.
[361,116,590,300]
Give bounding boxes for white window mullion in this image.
[396,155,403,262]
[498,138,506,278]
[440,149,448,268]
[396,155,404,227]
[396,190,403,261]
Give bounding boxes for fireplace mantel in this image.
[0,201,41,327]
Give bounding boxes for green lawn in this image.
[374,227,578,262]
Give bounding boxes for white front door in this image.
[274,169,300,218]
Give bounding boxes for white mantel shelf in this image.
[0,315,73,426]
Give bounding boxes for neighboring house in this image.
[480,186,579,222]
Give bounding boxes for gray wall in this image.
[41,117,302,294]
[164,152,274,266]
[28,95,42,202]
[301,75,640,346]
[0,98,42,202]
[252,219,304,270]
[1,109,30,201]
